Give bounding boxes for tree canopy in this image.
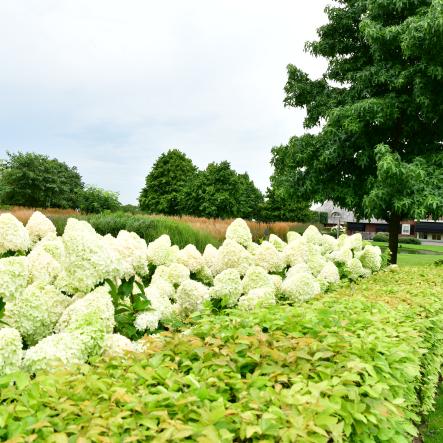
[272,0,443,263]
[79,186,121,214]
[138,149,197,215]
[0,152,84,209]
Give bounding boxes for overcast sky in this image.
[0,0,330,204]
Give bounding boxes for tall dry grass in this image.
[0,206,79,224]
[150,215,309,241]
[1,206,315,241]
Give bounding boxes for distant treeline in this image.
[0,150,321,222]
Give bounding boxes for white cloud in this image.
[0,0,329,203]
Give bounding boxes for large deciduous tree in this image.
[0,151,84,209]
[272,0,443,263]
[138,149,197,215]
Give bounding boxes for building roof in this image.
[313,201,387,224]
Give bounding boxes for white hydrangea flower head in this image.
[134,310,161,332]
[56,219,116,295]
[343,233,363,251]
[0,213,30,255]
[22,331,90,373]
[317,262,340,291]
[270,274,283,294]
[329,247,353,265]
[209,268,242,307]
[345,258,365,281]
[27,247,62,285]
[238,287,276,311]
[175,280,209,315]
[177,244,204,272]
[0,327,23,376]
[144,285,173,318]
[215,240,253,276]
[302,225,323,245]
[357,245,382,272]
[283,238,307,267]
[361,267,372,278]
[203,244,219,275]
[225,218,252,247]
[305,244,327,276]
[320,234,338,254]
[242,266,275,294]
[26,211,56,244]
[5,282,71,346]
[246,242,260,254]
[253,241,284,273]
[114,230,149,278]
[35,234,65,263]
[149,278,175,301]
[286,263,311,279]
[56,286,115,356]
[0,256,28,303]
[268,234,287,252]
[102,333,144,357]
[281,272,321,303]
[147,234,175,266]
[287,231,301,244]
[152,263,190,287]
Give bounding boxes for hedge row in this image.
[49,212,220,251]
[1,267,443,442]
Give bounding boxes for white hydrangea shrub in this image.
[102,333,144,357]
[253,241,284,273]
[5,282,71,346]
[134,310,161,332]
[56,286,115,355]
[242,266,275,294]
[202,243,219,275]
[26,211,56,244]
[283,239,307,267]
[225,218,252,247]
[152,263,190,287]
[357,245,382,272]
[0,213,30,255]
[286,231,301,244]
[281,272,321,303]
[317,262,340,291]
[302,225,323,245]
[147,234,175,266]
[345,258,365,281]
[56,219,116,295]
[27,247,62,285]
[177,244,204,272]
[144,285,174,318]
[0,327,23,376]
[175,280,209,315]
[238,287,276,311]
[215,240,253,276]
[22,331,90,373]
[268,234,287,251]
[0,256,29,303]
[209,268,242,307]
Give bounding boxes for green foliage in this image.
[259,186,315,222]
[272,0,443,264]
[106,277,151,340]
[139,149,197,215]
[181,161,264,219]
[79,186,121,214]
[373,233,421,244]
[1,267,443,441]
[48,212,220,251]
[0,152,84,208]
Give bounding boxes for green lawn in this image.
[371,241,443,253]
[397,254,443,266]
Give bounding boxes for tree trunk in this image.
[388,214,401,264]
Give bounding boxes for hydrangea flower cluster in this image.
[0,213,382,376]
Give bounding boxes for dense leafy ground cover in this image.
[1,266,443,442]
[423,385,443,442]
